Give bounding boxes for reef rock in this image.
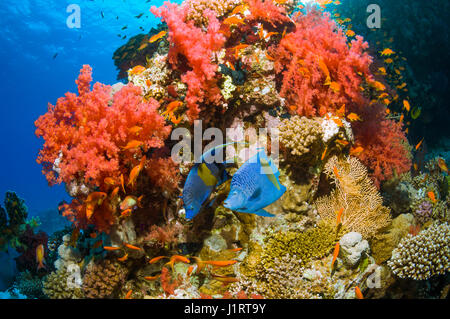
[54,234,82,270]
[339,232,370,268]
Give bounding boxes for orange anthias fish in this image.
[121,140,144,151]
[149,256,169,264]
[110,186,120,200]
[200,260,237,268]
[149,30,167,43]
[427,191,437,203]
[331,242,340,269]
[104,177,116,186]
[265,52,274,61]
[104,246,121,251]
[120,174,126,193]
[355,286,364,299]
[345,30,355,37]
[378,67,387,75]
[336,208,344,225]
[124,290,133,299]
[129,65,146,75]
[128,126,143,135]
[415,138,424,150]
[321,146,328,161]
[124,243,142,251]
[380,48,395,56]
[86,192,107,204]
[403,100,411,112]
[228,247,243,252]
[336,104,346,117]
[118,253,129,262]
[438,158,448,173]
[333,166,341,180]
[144,274,161,281]
[384,58,394,64]
[165,255,191,271]
[36,244,46,271]
[336,139,349,146]
[318,57,331,85]
[329,81,341,93]
[223,16,245,26]
[370,81,386,91]
[347,113,361,122]
[231,4,248,16]
[120,208,132,218]
[350,146,364,156]
[186,265,196,277]
[128,156,146,188]
[332,118,343,127]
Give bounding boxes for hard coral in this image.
[273,10,373,117]
[151,2,226,121]
[82,259,128,299]
[388,222,450,280]
[43,267,84,299]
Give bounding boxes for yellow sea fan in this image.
[315,156,391,238]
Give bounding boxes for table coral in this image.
[388,222,449,280]
[315,156,391,239]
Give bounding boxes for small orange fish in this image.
[223,16,245,26]
[121,140,143,151]
[345,30,355,37]
[264,32,278,39]
[128,156,146,188]
[231,4,247,16]
[146,79,152,87]
[265,52,274,61]
[349,146,364,156]
[378,93,389,99]
[170,114,183,125]
[128,126,143,135]
[333,166,341,180]
[370,81,386,91]
[403,100,411,112]
[332,118,343,127]
[124,243,141,251]
[138,42,148,51]
[438,158,448,173]
[384,58,394,64]
[120,174,126,193]
[124,290,133,299]
[110,186,120,199]
[129,65,146,75]
[355,286,364,299]
[86,192,107,204]
[397,83,407,89]
[144,274,161,281]
[336,208,344,225]
[415,138,424,150]
[321,146,328,161]
[378,67,387,75]
[186,265,196,277]
[227,247,243,252]
[331,242,340,269]
[385,108,391,114]
[166,100,183,113]
[318,57,331,85]
[427,191,436,203]
[104,177,116,186]
[336,104,346,117]
[165,255,191,271]
[329,81,341,93]
[336,139,349,146]
[103,246,121,251]
[399,114,404,124]
[36,244,46,271]
[380,48,395,56]
[120,208,132,218]
[347,113,361,122]
[118,253,128,262]
[149,30,167,43]
[149,256,168,264]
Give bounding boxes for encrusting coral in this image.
[388,222,449,280]
[315,156,391,238]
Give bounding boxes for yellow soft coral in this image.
[315,156,391,239]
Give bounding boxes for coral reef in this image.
[315,156,391,238]
[388,222,449,280]
[82,259,128,298]
[43,267,84,299]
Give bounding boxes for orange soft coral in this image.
[35,65,171,188]
[151,2,226,121]
[273,10,373,117]
[352,104,412,187]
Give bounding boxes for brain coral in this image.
[388,222,450,280]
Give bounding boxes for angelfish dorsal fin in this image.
[259,153,281,191]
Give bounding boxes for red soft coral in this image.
[35,65,171,188]
[273,10,373,117]
[247,0,291,26]
[151,2,226,121]
[353,104,412,187]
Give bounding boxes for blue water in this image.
[0,0,180,222]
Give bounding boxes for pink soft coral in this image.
[151,2,226,121]
[273,10,373,117]
[35,65,171,188]
[353,104,412,187]
[247,0,291,26]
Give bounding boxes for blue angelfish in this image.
[223,149,286,217]
[182,143,240,220]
